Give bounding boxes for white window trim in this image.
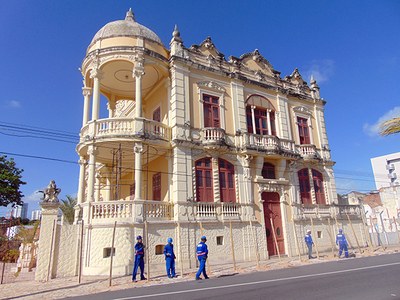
[197,81,226,130]
[293,107,314,145]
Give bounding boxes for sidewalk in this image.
[0,246,397,300]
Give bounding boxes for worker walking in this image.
[132,235,146,282]
[164,237,176,278]
[195,236,209,280]
[336,229,349,258]
[304,229,314,259]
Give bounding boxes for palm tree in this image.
[59,195,77,224]
[380,117,400,136]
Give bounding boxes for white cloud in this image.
[4,100,21,108]
[363,106,400,137]
[23,191,43,203]
[304,59,335,84]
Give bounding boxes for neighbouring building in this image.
[31,210,42,221]
[37,9,365,278]
[371,152,400,189]
[11,203,28,219]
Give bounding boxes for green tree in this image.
[380,117,400,136]
[0,155,26,207]
[59,195,77,224]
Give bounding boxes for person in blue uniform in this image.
[164,237,176,278]
[304,229,314,259]
[196,236,209,280]
[132,235,146,282]
[336,229,349,258]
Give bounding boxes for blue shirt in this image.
[336,233,348,245]
[164,243,176,259]
[304,234,313,245]
[135,242,144,257]
[196,241,208,259]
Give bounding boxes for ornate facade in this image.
[74,9,364,275]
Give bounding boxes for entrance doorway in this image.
[262,192,285,256]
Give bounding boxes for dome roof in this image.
[90,9,162,46]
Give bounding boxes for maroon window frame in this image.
[219,159,236,203]
[152,172,161,201]
[195,158,213,202]
[262,162,275,179]
[312,169,326,205]
[246,106,276,136]
[203,94,220,128]
[297,117,310,144]
[298,168,311,204]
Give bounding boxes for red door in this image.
[262,192,285,256]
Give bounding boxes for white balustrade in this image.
[143,200,173,220]
[196,202,217,219]
[79,118,170,142]
[201,128,225,143]
[221,202,240,218]
[143,120,171,140]
[297,145,318,157]
[91,201,133,220]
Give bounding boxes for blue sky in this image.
[0,1,399,216]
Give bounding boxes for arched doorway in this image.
[262,192,285,256]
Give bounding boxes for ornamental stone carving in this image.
[293,106,312,116]
[39,180,61,203]
[197,81,225,92]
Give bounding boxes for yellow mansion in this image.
[69,9,364,275]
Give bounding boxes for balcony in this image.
[80,118,171,143]
[88,200,173,224]
[297,144,321,160]
[238,133,296,155]
[200,128,226,146]
[298,204,333,219]
[334,204,362,219]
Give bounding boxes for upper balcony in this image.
[79,117,171,144]
[200,127,226,147]
[237,132,297,156]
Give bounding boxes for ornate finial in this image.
[310,74,316,84]
[125,8,135,22]
[171,24,182,43]
[38,180,61,203]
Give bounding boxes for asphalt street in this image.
[67,253,400,300]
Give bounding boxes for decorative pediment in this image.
[284,68,308,86]
[197,81,226,92]
[229,49,280,78]
[189,36,225,60]
[293,106,312,116]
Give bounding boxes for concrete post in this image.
[35,202,60,281]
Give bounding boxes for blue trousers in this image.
[166,257,176,277]
[196,257,208,279]
[338,244,349,258]
[132,255,145,280]
[306,243,313,259]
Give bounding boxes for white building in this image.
[31,209,42,221]
[371,152,400,189]
[12,203,29,219]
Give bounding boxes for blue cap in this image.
[201,236,207,241]
[339,229,343,233]
[136,235,142,240]
[167,237,173,243]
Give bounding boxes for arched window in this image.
[218,159,236,202]
[262,162,275,179]
[246,95,276,136]
[195,158,213,202]
[298,168,311,205]
[312,169,325,205]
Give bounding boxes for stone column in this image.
[75,158,86,222]
[82,87,92,126]
[35,201,60,281]
[308,168,316,204]
[251,105,257,134]
[134,142,144,222]
[90,68,103,121]
[87,146,97,199]
[134,56,145,134]
[211,156,220,202]
[266,109,272,136]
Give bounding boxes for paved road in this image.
[69,253,400,300]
